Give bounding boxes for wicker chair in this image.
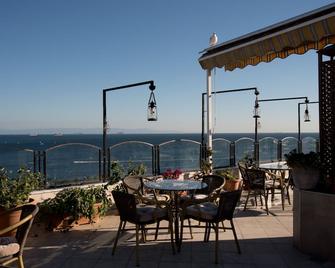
[112,191,175,266]
[122,175,169,203]
[0,204,39,268]
[243,168,284,214]
[180,190,242,264]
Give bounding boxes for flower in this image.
[162,168,182,179]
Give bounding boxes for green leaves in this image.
[285,150,321,169]
[0,167,43,209]
[39,186,110,222]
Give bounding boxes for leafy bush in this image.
[108,161,147,185]
[0,167,43,209]
[39,186,110,222]
[285,150,320,169]
[215,168,239,181]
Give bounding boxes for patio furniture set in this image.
[0,161,291,267]
[111,162,291,265]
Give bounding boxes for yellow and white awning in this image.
[199,3,335,71]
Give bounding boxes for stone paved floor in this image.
[14,194,335,267]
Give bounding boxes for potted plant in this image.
[39,186,110,231]
[215,168,242,191]
[285,150,320,190]
[0,167,43,234]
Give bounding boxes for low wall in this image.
[293,189,335,261]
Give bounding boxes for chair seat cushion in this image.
[185,202,218,221]
[136,206,167,223]
[0,236,20,258]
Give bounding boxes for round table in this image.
[144,179,207,192]
[259,161,292,206]
[144,179,207,247]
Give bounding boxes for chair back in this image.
[238,162,249,188]
[122,176,144,195]
[16,204,39,256]
[196,174,225,195]
[216,190,241,221]
[244,168,266,189]
[112,191,137,223]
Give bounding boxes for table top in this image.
[144,179,207,191]
[259,161,290,170]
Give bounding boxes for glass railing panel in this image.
[235,137,254,164]
[212,138,230,168]
[0,144,34,176]
[281,137,298,158]
[158,139,200,173]
[109,141,154,175]
[302,137,317,153]
[45,143,101,187]
[259,137,278,163]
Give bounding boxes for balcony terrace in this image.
[21,191,335,268]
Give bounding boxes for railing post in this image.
[42,151,47,187]
[155,145,160,175]
[316,139,320,153]
[230,141,236,166]
[107,147,111,179]
[298,140,303,153]
[278,140,283,161]
[98,149,102,181]
[33,150,37,173]
[254,141,259,167]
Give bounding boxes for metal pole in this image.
[103,90,107,180]
[102,80,155,180]
[201,93,206,148]
[254,116,259,164]
[206,69,213,166]
[298,101,319,153]
[298,103,302,152]
[201,88,258,147]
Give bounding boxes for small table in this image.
[259,161,289,171]
[144,179,207,247]
[259,161,292,204]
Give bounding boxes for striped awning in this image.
[199,3,335,71]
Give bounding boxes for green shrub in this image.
[0,167,43,209]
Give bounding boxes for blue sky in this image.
[0,0,332,134]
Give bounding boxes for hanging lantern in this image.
[253,97,260,118]
[147,85,157,121]
[304,103,311,122]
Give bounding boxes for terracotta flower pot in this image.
[75,203,103,225]
[224,179,242,192]
[0,198,35,237]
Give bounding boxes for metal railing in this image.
[1,136,319,187]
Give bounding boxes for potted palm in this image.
[285,150,320,190]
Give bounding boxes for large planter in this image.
[224,179,242,191]
[74,203,103,225]
[291,167,319,190]
[0,198,35,236]
[293,189,335,261]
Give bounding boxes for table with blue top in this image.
[259,161,292,205]
[144,179,207,247]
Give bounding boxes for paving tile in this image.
[61,257,99,268]
[20,195,334,268]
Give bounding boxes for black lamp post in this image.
[102,80,157,179]
[298,101,319,152]
[201,87,259,147]
[254,96,309,163]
